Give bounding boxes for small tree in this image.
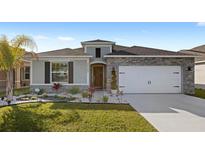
[111,67,117,90]
[0,35,37,100]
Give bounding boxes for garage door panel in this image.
[119,66,181,93]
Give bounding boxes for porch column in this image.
[15,67,21,88]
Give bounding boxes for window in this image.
[52,62,68,82]
[24,67,30,80]
[95,48,101,58]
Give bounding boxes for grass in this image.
[194,88,205,99]
[0,87,30,97]
[0,102,157,132]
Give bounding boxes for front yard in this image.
[0,102,157,132]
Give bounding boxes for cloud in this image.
[196,22,205,26]
[57,36,75,41]
[34,35,49,40]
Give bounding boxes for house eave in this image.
[104,55,197,58]
[81,42,115,46]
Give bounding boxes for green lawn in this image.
[194,88,205,99]
[0,102,157,132]
[0,87,30,97]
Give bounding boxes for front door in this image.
[93,65,103,89]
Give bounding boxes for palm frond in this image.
[0,35,14,71]
[11,35,37,51]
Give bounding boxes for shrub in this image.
[31,96,38,100]
[35,88,44,95]
[52,83,62,92]
[67,96,76,101]
[102,95,109,103]
[42,93,48,98]
[57,95,66,99]
[81,91,89,98]
[69,86,80,95]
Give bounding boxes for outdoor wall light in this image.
[187,66,192,71]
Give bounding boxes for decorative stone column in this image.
[15,67,21,88]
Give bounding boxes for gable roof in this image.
[36,40,195,57]
[81,39,115,45]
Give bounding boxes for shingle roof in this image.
[36,40,193,57]
[108,45,189,56]
[179,44,205,61]
[192,44,205,52]
[37,48,87,56]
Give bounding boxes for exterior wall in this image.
[195,63,205,89]
[32,60,45,84]
[106,57,195,94]
[74,60,88,84]
[86,46,111,60]
[31,59,89,93]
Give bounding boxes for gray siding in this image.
[74,60,88,84]
[32,60,88,84]
[32,60,45,84]
[86,46,111,58]
[106,57,195,95]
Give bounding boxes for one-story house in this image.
[0,52,32,91]
[180,44,205,89]
[31,39,195,94]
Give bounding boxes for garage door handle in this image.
[173,86,180,88]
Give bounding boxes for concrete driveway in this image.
[124,94,205,132]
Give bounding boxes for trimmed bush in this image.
[81,91,89,98]
[69,86,80,95]
[102,95,109,103]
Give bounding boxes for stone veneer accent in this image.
[30,85,89,93]
[106,57,195,94]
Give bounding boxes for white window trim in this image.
[24,66,30,80]
[50,62,69,83]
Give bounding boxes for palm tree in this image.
[0,35,37,100]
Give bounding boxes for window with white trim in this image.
[24,67,30,80]
[51,62,68,82]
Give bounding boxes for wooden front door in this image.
[93,65,104,89]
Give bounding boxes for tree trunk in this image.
[6,69,13,100]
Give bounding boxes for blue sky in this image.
[0,22,205,52]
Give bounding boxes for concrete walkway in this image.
[124,94,205,132]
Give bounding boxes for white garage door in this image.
[119,66,182,93]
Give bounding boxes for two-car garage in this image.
[119,66,182,93]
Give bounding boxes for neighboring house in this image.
[31,39,195,94]
[180,45,205,89]
[0,52,32,91]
